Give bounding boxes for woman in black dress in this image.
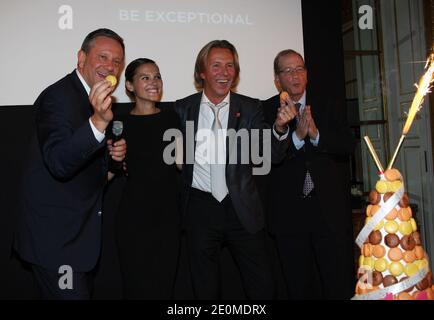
[115,58,181,299]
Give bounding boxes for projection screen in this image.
[0,0,303,106]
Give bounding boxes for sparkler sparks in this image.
[387,54,434,169]
[402,54,434,135]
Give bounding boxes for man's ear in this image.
[274,75,282,92]
[77,50,86,69]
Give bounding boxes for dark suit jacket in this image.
[14,70,108,272]
[262,93,354,234]
[174,91,287,234]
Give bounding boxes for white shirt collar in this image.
[75,69,91,95]
[201,91,230,107]
[294,91,307,107]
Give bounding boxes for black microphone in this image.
[110,120,124,173]
[112,120,123,142]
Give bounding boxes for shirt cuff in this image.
[273,124,289,141]
[89,118,105,143]
[292,131,305,150]
[310,130,320,147]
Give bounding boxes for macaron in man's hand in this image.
[106,75,117,87]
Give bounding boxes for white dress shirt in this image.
[76,69,105,143]
[192,93,230,194]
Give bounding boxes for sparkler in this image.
[387,54,434,170]
[363,136,385,174]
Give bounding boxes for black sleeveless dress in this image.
[114,108,181,299]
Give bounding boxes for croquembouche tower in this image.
[353,55,434,300]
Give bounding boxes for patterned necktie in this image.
[295,102,314,196]
[303,171,314,196]
[295,103,301,121]
[207,102,228,202]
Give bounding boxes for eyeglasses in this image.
[278,66,306,76]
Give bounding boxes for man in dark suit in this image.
[174,40,295,299]
[262,49,355,299]
[14,29,127,299]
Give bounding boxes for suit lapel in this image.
[183,93,201,183]
[304,93,318,152]
[227,91,241,131]
[69,71,107,177]
[188,92,202,150]
[306,94,320,124]
[226,92,241,166]
[70,70,93,118]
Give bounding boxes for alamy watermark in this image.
[58,265,73,290]
[58,5,73,30]
[162,121,272,176]
[359,5,373,30]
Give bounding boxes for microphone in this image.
[112,120,123,142]
[110,120,124,173]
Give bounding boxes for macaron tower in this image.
[353,168,434,300]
